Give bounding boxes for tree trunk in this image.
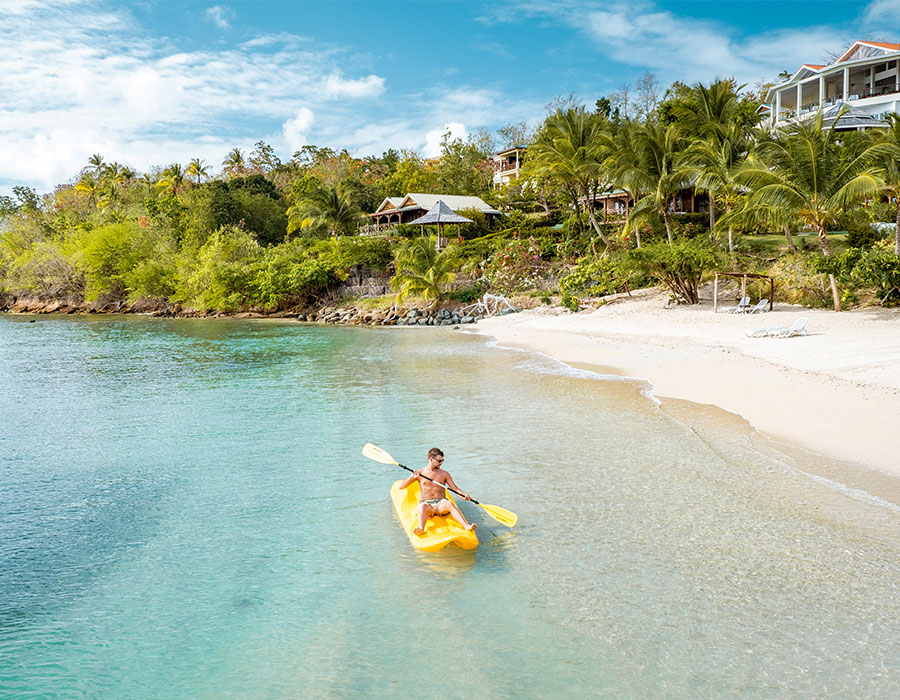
[581,185,612,248]
[783,224,797,252]
[728,227,734,252]
[708,197,716,237]
[539,191,550,216]
[895,199,900,256]
[817,226,841,311]
[569,187,583,233]
[662,208,673,243]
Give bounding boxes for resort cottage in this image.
[367,193,501,231]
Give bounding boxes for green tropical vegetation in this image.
[3,74,900,315]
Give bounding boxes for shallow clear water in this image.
[3,316,900,698]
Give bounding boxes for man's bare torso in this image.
[417,467,449,501]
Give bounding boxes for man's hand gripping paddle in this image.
[362,443,518,528]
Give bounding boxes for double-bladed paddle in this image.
[362,443,518,528]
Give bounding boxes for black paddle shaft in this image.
[398,463,481,505]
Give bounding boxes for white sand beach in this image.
[473,290,900,476]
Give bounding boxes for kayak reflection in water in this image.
[399,447,477,536]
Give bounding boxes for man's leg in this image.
[413,503,433,535]
[439,499,476,531]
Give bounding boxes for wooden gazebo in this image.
[713,272,774,313]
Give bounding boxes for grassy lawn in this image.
[740,231,850,256]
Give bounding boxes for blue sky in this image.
[1,0,895,194]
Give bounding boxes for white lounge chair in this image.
[771,317,808,338]
[744,299,769,314]
[745,317,808,338]
[721,296,750,313]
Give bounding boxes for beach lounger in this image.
[721,296,750,313]
[771,317,808,337]
[745,317,808,338]
[743,299,769,314]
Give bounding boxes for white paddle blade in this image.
[362,443,399,465]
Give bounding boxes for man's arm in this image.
[398,470,420,489]
[445,473,471,500]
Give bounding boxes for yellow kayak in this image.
[390,479,479,552]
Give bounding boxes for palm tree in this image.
[737,110,883,310]
[682,136,745,251]
[529,107,613,247]
[390,236,458,306]
[156,163,186,195]
[676,80,759,247]
[188,158,210,185]
[74,173,100,207]
[286,185,362,238]
[222,148,246,178]
[871,113,900,255]
[87,153,105,177]
[616,120,692,243]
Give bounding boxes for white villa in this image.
[492,145,527,187]
[765,40,900,129]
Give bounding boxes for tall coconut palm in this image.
[156,163,186,195]
[676,80,759,244]
[74,173,101,207]
[222,148,246,178]
[682,134,746,251]
[390,236,458,306]
[188,158,210,185]
[87,153,105,177]
[286,185,362,238]
[616,120,692,243]
[737,110,883,310]
[529,107,613,247]
[871,113,900,255]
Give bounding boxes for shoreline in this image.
[470,289,900,477]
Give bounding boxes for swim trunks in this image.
[422,498,445,507]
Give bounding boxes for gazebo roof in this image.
[407,200,474,225]
[822,103,889,130]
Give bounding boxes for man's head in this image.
[427,447,444,466]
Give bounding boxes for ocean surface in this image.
[3,315,900,698]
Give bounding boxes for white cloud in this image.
[205,5,234,30]
[863,0,900,24]
[322,72,385,99]
[579,5,848,84]
[0,3,389,192]
[282,107,315,153]
[424,122,467,158]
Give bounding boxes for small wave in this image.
[483,337,661,404]
[800,472,900,514]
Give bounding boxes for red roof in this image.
[863,41,900,50]
[836,40,900,64]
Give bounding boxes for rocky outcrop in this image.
[298,305,490,326]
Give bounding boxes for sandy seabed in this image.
[472,289,900,477]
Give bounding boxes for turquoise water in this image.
[3,316,900,698]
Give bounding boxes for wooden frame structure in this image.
[713,272,774,313]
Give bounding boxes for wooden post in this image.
[769,278,774,311]
[741,274,747,300]
[713,273,719,313]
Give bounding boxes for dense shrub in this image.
[835,209,883,248]
[624,238,718,304]
[483,237,548,294]
[559,253,648,297]
[768,253,832,307]
[819,242,900,306]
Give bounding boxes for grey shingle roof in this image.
[407,200,474,225]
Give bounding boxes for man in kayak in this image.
[399,448,477,535]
